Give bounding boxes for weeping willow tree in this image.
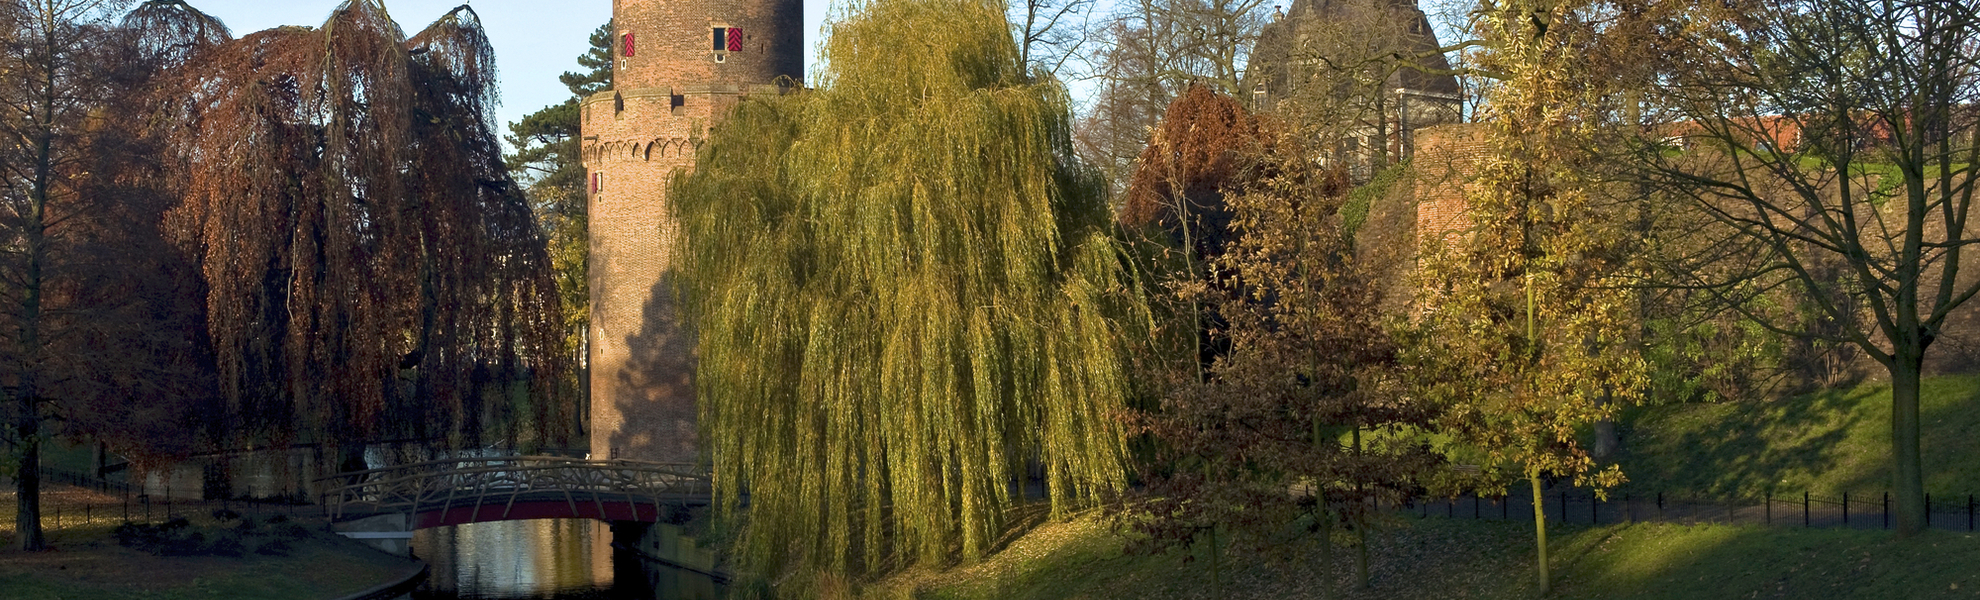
[131,0,570,460]
[672,0,1145,587]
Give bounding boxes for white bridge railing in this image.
[315,455,711,522]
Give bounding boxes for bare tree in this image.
[1621,0,1980,537]
[1012,0,1095,76]
[1074,0,1272,194]
[0,0,142,551]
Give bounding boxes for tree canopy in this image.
[133,0,572,456]
[671,0,1145,589]
[505,19,613,429]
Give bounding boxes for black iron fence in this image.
[1405,487,1980,531]
[0,469,322,537]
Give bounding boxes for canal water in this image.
[399,519,723,600]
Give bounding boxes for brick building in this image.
[580,0,802,462]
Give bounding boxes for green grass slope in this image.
[1614,374,1980,499]
[869,514,1980,600]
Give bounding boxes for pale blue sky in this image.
[184,0,836,137]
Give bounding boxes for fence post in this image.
[1625,493,1632,522]
[1968,495,1973,531]
[1883,492,1889,529]
[1927,494,1932,528]
[1657,492,1664,520]
[1502,494,1508,520]
[1765,492,1772,525]
[1559,490,1567,524]
[1803,491,1809,527]
[1843,492,1849,526]
[1592,492,1599,525]
[1474,493,1481,520]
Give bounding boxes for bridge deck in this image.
[317,456,712,527]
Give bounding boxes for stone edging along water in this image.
[329,562,429,600]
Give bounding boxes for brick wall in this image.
[1411,123,1491,250]
[581,0,803,463]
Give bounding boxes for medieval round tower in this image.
[581,0,802,462]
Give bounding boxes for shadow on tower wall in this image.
[612,273,698,463]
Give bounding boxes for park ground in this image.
[869,513,1980,600]
[867,375,1980,600]
[0,487,416,600]
[2,375,1976,599]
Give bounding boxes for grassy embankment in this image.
[867,514,1980,600]
[862,376,1980,599]
[1614,373,1980,498]
[0,496,416,600]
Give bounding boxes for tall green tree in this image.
[505,20,611,421]
[671,0,1145,590]
[1405,0,1643,592]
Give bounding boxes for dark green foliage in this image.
[114,515,313,557]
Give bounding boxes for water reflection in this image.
[403,519,723,600]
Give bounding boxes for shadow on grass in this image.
[1549,522,1980,600]
[1617,384,1876,498]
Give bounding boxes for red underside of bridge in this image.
[411,500,662,529]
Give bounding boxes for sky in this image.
[186,0,837,137]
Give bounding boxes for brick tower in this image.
[581,0,802,462]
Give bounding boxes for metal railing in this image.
[314,456,711,522]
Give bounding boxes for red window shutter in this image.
[591,172,599,193]
[623,32,635,57]
[727,27,743,52]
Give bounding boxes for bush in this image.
[113,515,304,557]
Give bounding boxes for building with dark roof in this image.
[1244,0,1463,171]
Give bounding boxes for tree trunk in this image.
[1592,418,1619,460]
[1530,472,1548,594]
[1353,511,1370,589]
[1891,350,1927,537]
[1592,389,1619,460]
[1318,500,1335,599]
[15,407,44,551]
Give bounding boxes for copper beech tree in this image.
[128,0,572,462]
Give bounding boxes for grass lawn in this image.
[0,503,417,600]
[866,513,1980,600]
[1614,374,1980,499]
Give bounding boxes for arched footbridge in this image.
[317,456,712,529]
